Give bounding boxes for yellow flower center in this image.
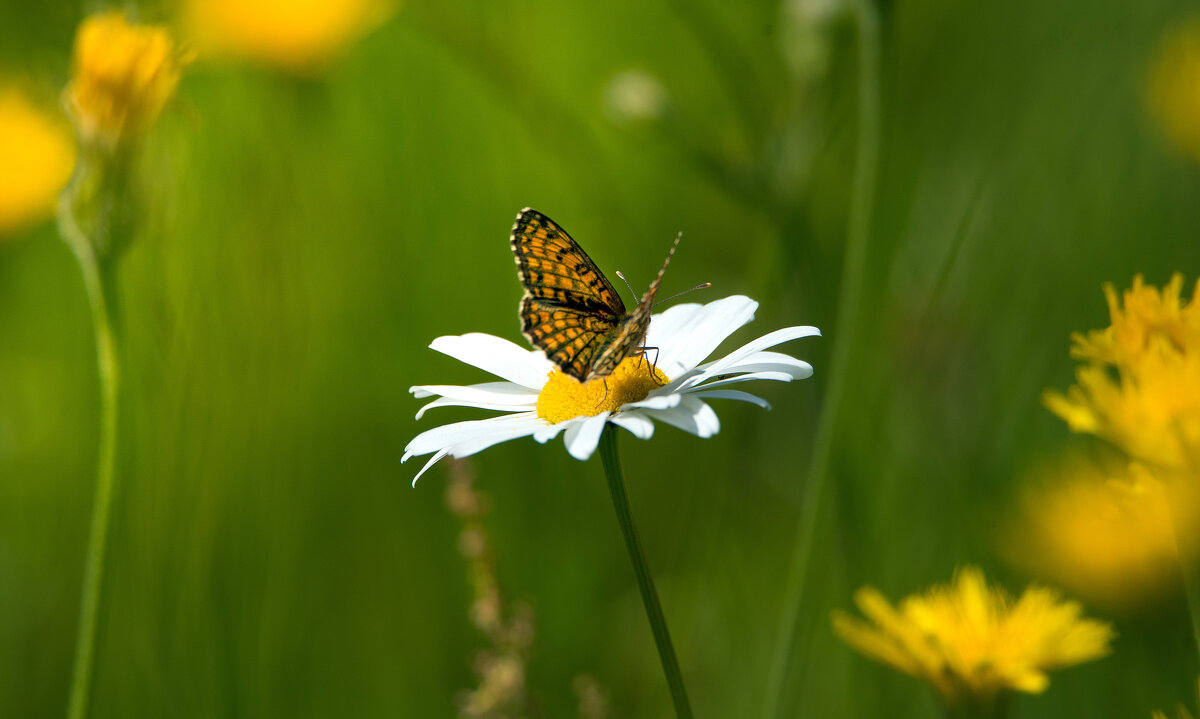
[536,356,668,424]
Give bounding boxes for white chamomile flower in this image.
[403,295,819,485]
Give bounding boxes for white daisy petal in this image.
[707,350,814,379]
[412,381,535,401]
[645,395,720,438]
[698,325,821,377]
[533,418,577,444]
[648,295,759,376]
[684,370,799,392]
[412,382,539,418]
[690,389,772,410]
[411,448,452,486]
[611,411,656,439]
[564,413,610,460]
[451,419,548,457]
[415,396,538,419]
[404,412,543,459]
[642,302,707,356]
[625,393,683,411]
[429,333,554,390]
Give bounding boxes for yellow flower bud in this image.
[65,12,183,148]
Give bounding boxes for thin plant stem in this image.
[598,425,693,719]
[764,0,882,716]
[59,192,121,719]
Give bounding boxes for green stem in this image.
[59,193,121,719]
[764,1,882,716]
[598,425,693,719]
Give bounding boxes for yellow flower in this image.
[1148,18,1200,163]
[832,567,1114,707]
[185,0,393,73]
[0,89,75,236]
[1001,456,1189,610]
[1044,275,1200,471]
[65,12,183,148]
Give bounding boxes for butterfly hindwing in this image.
[519,295,617,381]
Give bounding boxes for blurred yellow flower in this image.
[65,12,183,148]
[185,0,393,73]
[1148,18,1200,163]
[1002,457,1187,610]
[832,567,1114,708]
[1044,275,1200,471]
[0,89,75,236]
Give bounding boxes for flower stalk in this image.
[598,425,692,718]
[57,13,183,717]
[58,189,120,719]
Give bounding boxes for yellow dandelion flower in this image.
[0,89,75,236]
[832,567,1114,708]
[1148,17,1200,164]
[185,0,394,74]
[1001,456,1189,610]
[1044,275,1200,471]
[65,11,184,148]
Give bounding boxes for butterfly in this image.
[510,208,680,383]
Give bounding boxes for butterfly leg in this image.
[639,346,661,376]
[596,379,610,408]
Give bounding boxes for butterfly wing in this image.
[519,296,622,381]
[511,209,627,381]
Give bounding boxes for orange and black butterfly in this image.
[510,208,679,383]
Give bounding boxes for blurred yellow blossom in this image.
[185,0,393,73]
[832,567,1113,709]
[1002,456,1189,610]
[1148,18,1200,163]
[65,11,184,148]
[0,89,75,236]
[1044,275,1200,471]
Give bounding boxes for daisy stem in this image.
[598,425,693,719]
[764,0,881,716]
[59,193,120,719]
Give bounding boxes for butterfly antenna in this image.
[654,281,713,308]
[648,231,713,308]
[614,270,638,302]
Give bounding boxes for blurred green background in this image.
[3,0,1200,717]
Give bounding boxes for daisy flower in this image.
[403,294,819,485]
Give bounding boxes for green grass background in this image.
[2,0,1200,716]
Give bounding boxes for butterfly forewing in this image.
[511,210,626,318]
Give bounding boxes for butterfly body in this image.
[510,208,676,383]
